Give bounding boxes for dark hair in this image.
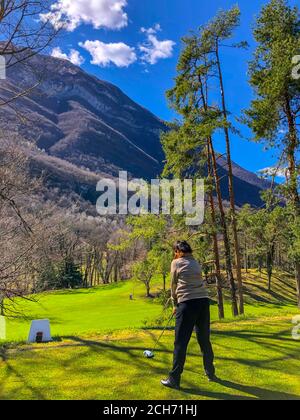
[173,240,193,254]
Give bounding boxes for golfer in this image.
[161,240,216,390]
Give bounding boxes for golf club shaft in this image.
[152,313,174,352]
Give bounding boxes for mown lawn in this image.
[2,270,299,343]
[0,270,299,400]
[0,316,299,400]
[3,279,163,342]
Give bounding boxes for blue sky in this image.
[47,0,299,176]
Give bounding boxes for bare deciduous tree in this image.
[0,138,37,314]
[0,0,60,108]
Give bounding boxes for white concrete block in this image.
[28,319,52,343]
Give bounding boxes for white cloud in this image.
[258,167,287,179]
[68,49,85,66]
[139,25,175,65]
[41,0,128,32]
[140,23,161,35]
[79,40,137,68]
[51,47,85,66]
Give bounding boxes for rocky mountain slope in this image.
[0,52,270,208]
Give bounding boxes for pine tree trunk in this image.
[215,43,244,315]
[207,141,225,319]
[258,256,263,274]
[285,95,300,212]
[244,237,248,273]
[267,255,272,292]
[267,243,275,292]
[208,137,239,317]
[284,94,300,308]
[198,71,237,316]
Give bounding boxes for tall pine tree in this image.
[245,0,300,307]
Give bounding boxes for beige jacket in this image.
[170,255,208,306]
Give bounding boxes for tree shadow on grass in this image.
[182,379,300,400]
[209,328,299,374]
[213,328,296,346]
[143,327,175,331]
[0,346,7,362]
[214,329,298,364]
[1,326,298,400]
[60,335,166,363]
[0,360,46,400]
[55,334,180,385]
[244,288,296,305]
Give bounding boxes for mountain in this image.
[0,52,270,208]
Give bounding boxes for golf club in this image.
[143,312,174,359]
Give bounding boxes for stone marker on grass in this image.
[28,319,52,343]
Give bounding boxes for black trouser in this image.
[169,298,215,384]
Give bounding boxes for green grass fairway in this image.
[0,270,299,400]
[2,270,299,343]
[0,317,299,400]
[4,280,163,342]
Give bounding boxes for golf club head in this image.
[143,350,154,358]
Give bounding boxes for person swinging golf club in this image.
[161,240,217,390]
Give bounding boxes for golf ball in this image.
[143,350,154,358]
